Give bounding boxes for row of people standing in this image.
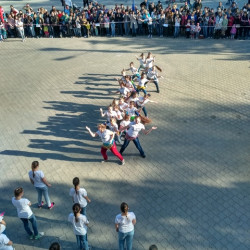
[0,160,139,249]
[1,1,249,40]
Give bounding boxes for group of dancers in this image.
[86,52,163,165]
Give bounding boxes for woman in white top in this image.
[29,161,54,209]
[15,16,25,42]
[119,116,157,158]
[69,177,91,216]
[115,202,136,250]
[68,203,89,250]
[86,124,125,165]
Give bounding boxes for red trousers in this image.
[101,142,123,161]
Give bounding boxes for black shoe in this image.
[141,155,146,158]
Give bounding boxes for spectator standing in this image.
[68,203,89,250]
[115,202,136,250]
[69,177,91,216]
[15,16,25,42]
[28,161,55,209]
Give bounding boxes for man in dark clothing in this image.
[140,0,148,10]
[115,9,124,35]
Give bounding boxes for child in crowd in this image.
[190,21,196,39]
[195,23,201,39]
[147,65,162,93]
[137,73,149,95]
[28,161,55,209]
[12,187,44,240]
[136,53,146,72]
[69,177,91,216]
[230,24,236,39]
[100,105,117,123]
[186,20,191,38]
[68,203,89,250]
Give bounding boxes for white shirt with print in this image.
[28,170,46,188]
[115,212,136,233]
[12,197,33,219]
[69,188,88,208]
[68,213,88,236]
[127,122,145,138]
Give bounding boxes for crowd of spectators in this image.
[0,0,249,41]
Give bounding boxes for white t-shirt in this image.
[126,107,138,116]
[130,67,138,74]
[138,78,149,88]
[96,129,114,144]
[0,233,11,249]
[119,87,130,97]
[69,188,88,208]
[115,110,123,121]
[115,212,136,233]
[16,20,24,30]
[28,170,46,188]
[106,123,118,133]
[12,197,33,219]
[139,58,146,67]
[120,120,130,130]
[0,224,6,234]
[127,122,145,138]
[119,103,128,111]
[146,58,154,68]
[68,213,88,236]
[104,110,117,122]
[137,97,150,107]
[147,69,158,79]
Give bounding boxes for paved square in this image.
[0,37,250,250]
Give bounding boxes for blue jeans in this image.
[118,230,134,250]
[148,24,152,35]
[20,214,38,236]
[174,26,180,37]
[81,206,87,216]
[76,234,88,250]
[120,137,145,157]
[124,22,129,35]
[111,23,115,36]
[36,186,51,207]
[136,87,147,95]
[142,106,148,117]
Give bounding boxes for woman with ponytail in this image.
[68,203,89,250]
[69,177,91,216]
[115,202,136,250]
[147,65,163,93]
[28,161,55,209]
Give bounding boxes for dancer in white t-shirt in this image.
[115,202,136,250]
[28,161,55,209]
[68,203,89,250]
[0,215,14,250]
[0,233,14,250]
[12,187,43,240]
[69,177,91,216]
[86,124,125,165]
[119,116,157,158]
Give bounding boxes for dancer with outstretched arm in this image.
[86,124,125,165]
[119,116,157,158]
